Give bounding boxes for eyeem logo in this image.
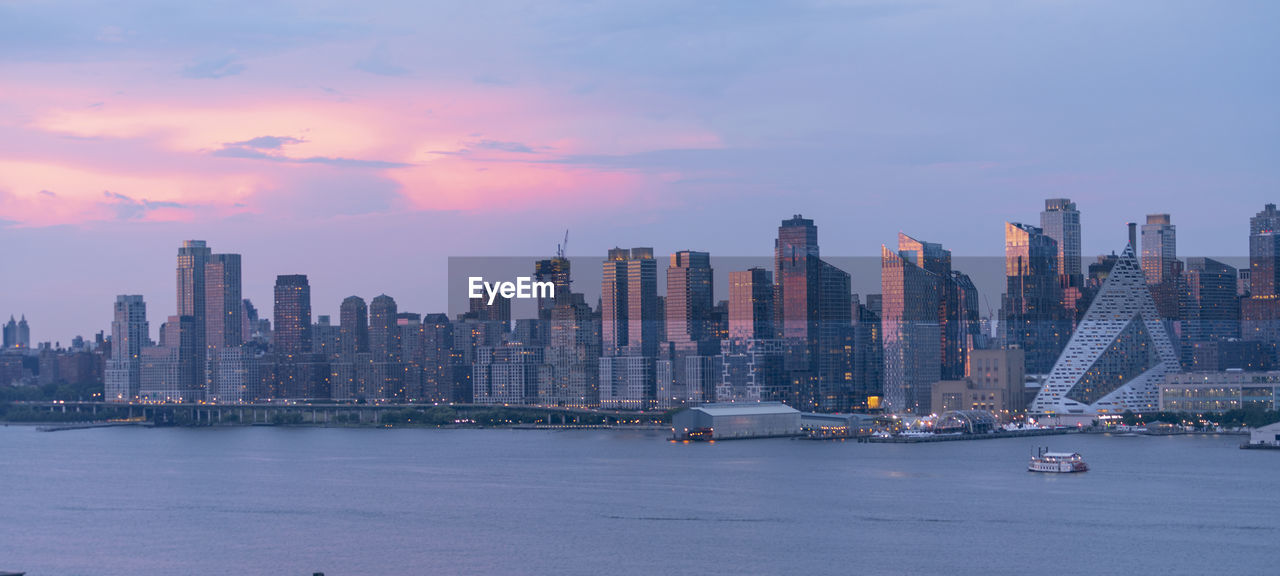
[468,276,554,305]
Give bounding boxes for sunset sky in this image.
[1,0,1277,342]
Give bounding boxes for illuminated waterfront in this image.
[2,426,1277,575]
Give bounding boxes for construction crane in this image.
[555,229,569,260]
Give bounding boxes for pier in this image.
[863,428,1079,443]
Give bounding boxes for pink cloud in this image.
[0,57,724,227]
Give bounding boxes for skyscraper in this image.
[1249,203,1280,298]
[1041,198,1082,282]
[729,268,774,340]
[1141,214,1177,285]
[815,259,853,411]
[534,257,572,312]
[599,247,658,408]
[204,253,243,350]
[1181,258,1240,344]
[881,242,941,414]
[665,250,714,350]
[1243,204,1280,346]
[105,295,148,402]
[897,233,975,381]
[2,316,17,349]
[367,294,403,400]
[600,247,658,358]
[273,275,312,358]
[369,294,400,362]
[1030,244,1179,415]
[339,296,370,357]
[774,215,819,343]
[1003,222,1070,374]
[176,240,211,395]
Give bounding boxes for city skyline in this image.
[2,1,1278,341]
[1,203,1277,346]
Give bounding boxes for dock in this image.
[36,419,152,432]
[863,428,1079,443]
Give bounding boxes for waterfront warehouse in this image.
[672,402,801,440]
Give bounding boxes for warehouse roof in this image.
[691,402,800,416]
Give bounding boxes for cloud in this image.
[39,189,57,198]
[211,144,412,169]
[354,44,408,77]
[182,54,246,79]
[475,140,539,154]
[226,135,306,150]
[102,190,189,220]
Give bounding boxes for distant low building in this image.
[671,402,801,440]
[932,380,1006,417]
[1160,371,1280,412]
[1248,422,1280,447]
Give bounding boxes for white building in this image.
[1248,422,1280,447]
[672,402,801,440]
[1031,244,1180,415]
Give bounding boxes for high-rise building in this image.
[852,295,884,409]
[599,355,655,410]
[1031,244,1180,415]
[664,251,715,406]
[598,247,658,407]
[896,233,977,381]
[814,259,853,411]
[882,233,973,415]
[1180,258,1240,345]
[1243,204,1280,348]
[176,240,211,396]
[473,345,543,405]
[204,253,242,350]
[665,250,714,350]
[339,296,369,357]
[468,291,511,328]
[1003,222,1070,374]
[2,315,29,349]
[601,247,658,358]
[369,294,400,362]
[881,241,938,415]
[535,257,572,312]
[1141,214,1177,285]
[420,313,454,402]
[365,294,403,400]
[1249,204,1280,298]
[312,315,341,359]
[273,275,312,358]
[1041,198,1085,322]
[105,295,148,402]
[729,268,774,340]
[1041,199,1083,282]
[542,257,601,408]
[241,299,265,344]
[202,253,244,401]
[775,215,819,344]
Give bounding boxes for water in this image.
[2,426,1276,575]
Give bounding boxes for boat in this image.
[1028,447,1089,473]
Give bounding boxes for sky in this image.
[1,0,1277,343]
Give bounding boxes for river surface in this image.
[1,426,1276,575]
